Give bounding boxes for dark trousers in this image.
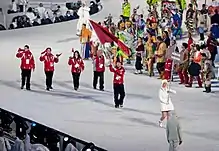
[21,69,31,89]
[45,71,54,88]
[19,5,23,12]
[200,33,205,40]
[156,62,165,74]
[93,71,104,90]
[114,84,125,106]
[72,72,81,89]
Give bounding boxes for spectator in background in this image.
[26,7,36,25]
[65,143,78,151]
[0,128,11,151]
[33,15,41,26]
[18,0,28,12]
[36,3,46,19]
[122,0,131,21]
[11,0,18,13]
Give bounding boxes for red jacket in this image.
[68,57,84,73]
[188,38,193,52]
[164,59,173,72]
[94,56,105,72]
[109,65,125,84]
[16,49,35,70]
[39,54,59,71]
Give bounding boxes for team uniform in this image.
[109,64,125,108]
[39,50,59,91]
[68,57,85,90]
[93,55,105,90]
[16,48,35,90]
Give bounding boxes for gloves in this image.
[18,48,24,52]
[56,53,62,57]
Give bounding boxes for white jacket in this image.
[159,80,176,112]
[77,6,90,32]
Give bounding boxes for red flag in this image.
[89,20,130,56]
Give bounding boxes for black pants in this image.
[19,5,23,12]
[45,71,54,88]
[72,72,81,89]
[156,62,165,74]
[200,33,205,40]
[114,84,125,106]
[93,71,104,90]
[21,69,31,89]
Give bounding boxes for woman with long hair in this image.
[135,37,144,74]
[159,80,176,127]
[68,50,85,91]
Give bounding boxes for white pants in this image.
[169,140,179,151]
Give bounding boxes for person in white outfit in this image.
[159,79,176,127]
[76,2,90,35]
[36,3,46,19]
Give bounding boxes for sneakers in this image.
[114,104,123,108]
[159,121,163,128]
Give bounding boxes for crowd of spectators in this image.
[0,109,105,151]
[6,0,100,30]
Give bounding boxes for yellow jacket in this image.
[122,2,131,18]
[80,27,91,44]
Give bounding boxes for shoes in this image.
[49,86,53,89]
[120,104,123,108]
[93,87,96,89]
[46,87,50,91]
[159,121,163,128]
[21,86,24,89]
[185,84,192,87]
[178,82,184,85]
[74,87,78,91]
[26,88,31,91]
[99,89,104,91]
[115,105,119,108]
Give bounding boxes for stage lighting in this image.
[64,137,69,142]
[0,110,13,132]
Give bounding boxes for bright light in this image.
[64,137,69,141]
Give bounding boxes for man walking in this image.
[39,48,61,91]
[93,50,105,91]
[16,45,35,90]
[166,111,183,151]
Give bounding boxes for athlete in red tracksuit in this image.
[109,61,125,108]
[16,45,35,90]
[68,50,85,91]
[93,50,105,91]
[39,48,61,91]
